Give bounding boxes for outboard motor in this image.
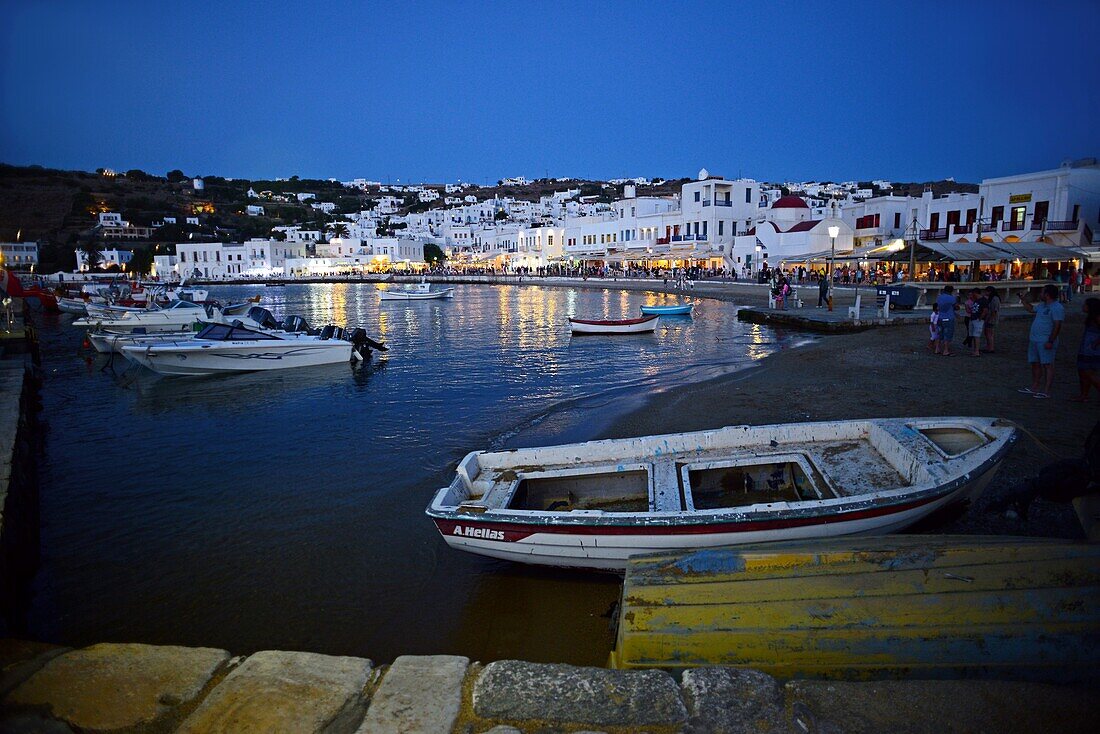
[318,325,336,340]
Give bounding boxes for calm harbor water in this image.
[28,283,802,664]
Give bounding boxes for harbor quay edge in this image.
[1,640,1098,733]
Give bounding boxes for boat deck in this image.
[468,437,911,513]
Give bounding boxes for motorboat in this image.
[640,304,693,316]
[74,300,218,333]
[379,282,455,301]
[121,308,386,375]
[425,417,1016,570]
[569,315,658,335]
[57,297,89,315]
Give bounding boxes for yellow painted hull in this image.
[611,535,1100,681]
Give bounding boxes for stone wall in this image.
[2,640,1096,733]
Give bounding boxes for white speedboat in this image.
[74,300,218,333]
[57,297,88,315]
[379,282,455,301]
[426,417,1016,570]
[121,315,385,375]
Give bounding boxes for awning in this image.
[984,241,1086,261]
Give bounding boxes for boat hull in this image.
[431,460,1000,570]
[640,305,693,315]
[379,288,455,301]
[57,298,88,315]
[569,315,658,334]
[122,341,354,375]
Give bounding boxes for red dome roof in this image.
[771,195,810,209]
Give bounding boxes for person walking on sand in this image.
[982,286,1001,353]
[968,289,989,357]
[1019,284,1065,399]
[935,285,959,355]
[1071,297,1100,403]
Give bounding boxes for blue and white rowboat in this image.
[640,304,693,316]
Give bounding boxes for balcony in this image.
[1002,221,1026,232]
[920,228,948,240]
[713,199,733,207]
[1033,219,1079,231]
[978,222,998,233]
[953,224,973,235]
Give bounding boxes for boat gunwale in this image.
[568,315,659,326]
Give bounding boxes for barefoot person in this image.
[1019,284,1065,399]
[1072,297,1100,403]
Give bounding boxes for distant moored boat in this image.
[568,315,658,334]
[640,304,693,316]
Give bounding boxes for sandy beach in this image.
[601,306,1098,539]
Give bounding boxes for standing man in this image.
[817,270,829,308]
[935,285,959,356]
[1019,284,1065,399]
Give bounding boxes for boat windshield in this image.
[195,323,280,341]
[169,301,204,310]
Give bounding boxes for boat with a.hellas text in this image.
[425,417,1016,570]
[379,282,455,301]
[121,308,385,375]
[569,315,658,335]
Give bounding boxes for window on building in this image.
[991,205,1004,225]
[718,220,724,236]
[929,213,940,230]
[1034,201,1049,226]
[1072,204,1080,222]
[694,191,700,202]
[745,188,751,203]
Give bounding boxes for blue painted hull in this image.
[640,305,693,315]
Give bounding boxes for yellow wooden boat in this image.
[610,535,1100,681]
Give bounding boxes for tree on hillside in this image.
[424,243,446,265]
[270,230,287,241]
[77,241,102,270]
[330,222,350,239]
[128,247,154,275]
[494,209,508,221]
[166,169,187,182]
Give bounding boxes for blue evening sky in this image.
[2,1,1097,184]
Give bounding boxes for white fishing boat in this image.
[569,315,658,335]
[379,282,455,301]
[426,417,1016,570]
[73,300,218,333]
[121,311,385,375]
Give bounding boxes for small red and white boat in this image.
[569,315,658,335]
[426,417,1016,571]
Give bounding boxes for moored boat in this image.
[569,315,658,334]
[640,304,693,316]
[73,300,217,333]
[379,282,455,301]
[86,329,198,354]
[425,417,1016,570]
[121,310,385,375]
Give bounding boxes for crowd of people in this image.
[930,283,1100,402]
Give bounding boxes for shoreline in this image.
[598,311,1095,538]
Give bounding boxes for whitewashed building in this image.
[0,242,38,269]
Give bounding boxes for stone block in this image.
[4,642,229,733]
[785,679,1100,734]
[177,649,372,733]
[472,660,686,728]
[357,655,468,734]
[0,639,69,698]
[681,667,786,734]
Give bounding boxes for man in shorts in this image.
[1019,284,1065,398]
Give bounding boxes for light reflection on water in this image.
[28,283,805,664]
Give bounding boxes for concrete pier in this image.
[1,640,1096,733]
[0,300,42,637]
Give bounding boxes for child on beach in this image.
[929,303,940,351]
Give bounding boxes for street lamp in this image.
[827,225,839,311]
